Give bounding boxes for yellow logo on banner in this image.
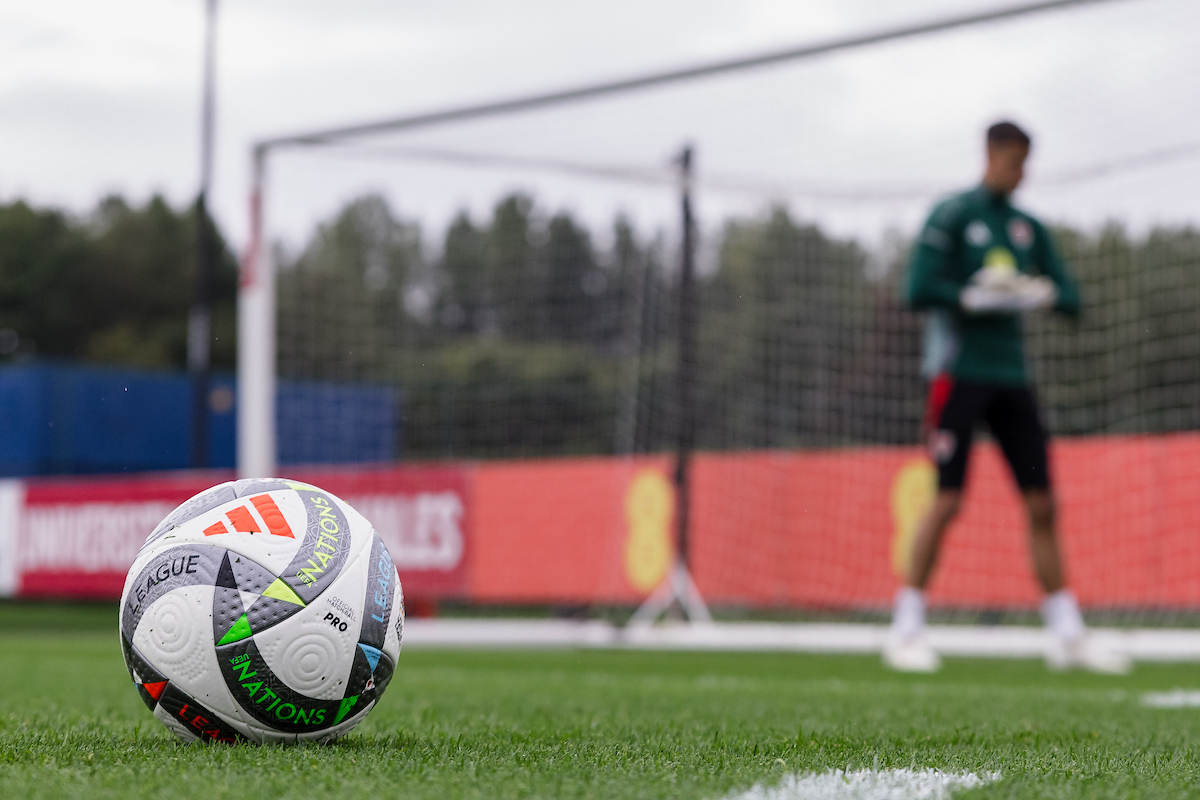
[624,468,675,592]
[889,458,936,579]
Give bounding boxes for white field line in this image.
[402,619,1200,661]
[1142,689,1200,708]
[725,769,1001,800]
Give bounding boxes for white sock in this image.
[1041,589,1085,642]
[891,587,926,641]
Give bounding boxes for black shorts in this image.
[925,376,1050,491]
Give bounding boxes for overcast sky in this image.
[2,0,1198,254]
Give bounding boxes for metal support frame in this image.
[629,146,712,627]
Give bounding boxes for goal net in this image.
[245,0,1200,619]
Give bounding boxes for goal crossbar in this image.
[254,0,1116,153]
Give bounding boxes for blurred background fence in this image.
[272,193,1200,460]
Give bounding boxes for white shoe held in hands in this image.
[960,265,1058,313]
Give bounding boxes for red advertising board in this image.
[4,433,1200,609]
[18,473,227,599]
[463,434,1200,609]
[470,456,673,604]
[10,467,470,601]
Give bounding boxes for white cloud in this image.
[0,0,1198,249]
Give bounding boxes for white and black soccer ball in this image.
[119,478,404,744]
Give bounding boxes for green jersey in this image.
[906,185,1080,386]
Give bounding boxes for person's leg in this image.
[1024,488,1065,594]
[989,387,1127,672]
[904,378,983,593]
[1023,487,1086,648]
[906,489,963,590]
[987,387,1073,594]
[888,489,960,663]
[885,379,981,672]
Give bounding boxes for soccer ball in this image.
[119,478,404,744]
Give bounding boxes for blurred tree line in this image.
[4,191,1199,461]
[276,192,1200,460]
[276,194,652,458]
[0,196,238,369]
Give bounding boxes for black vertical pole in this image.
[190,0,218,468]
[674,145,697,568]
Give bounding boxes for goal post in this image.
[234,0,1200,622]
[237,0,1124,482]
[237,149,275,480]
[236,0,1123,483]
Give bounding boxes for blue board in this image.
[0,363,400,476]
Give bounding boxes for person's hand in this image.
[960,267,1057,313]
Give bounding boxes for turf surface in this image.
[3,603,1200,798]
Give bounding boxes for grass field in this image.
[4,604,1200,798]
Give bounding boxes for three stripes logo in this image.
[203,494,294,538]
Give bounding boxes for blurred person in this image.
[885,121,1129,675]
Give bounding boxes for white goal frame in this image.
[236,0,1112,480]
